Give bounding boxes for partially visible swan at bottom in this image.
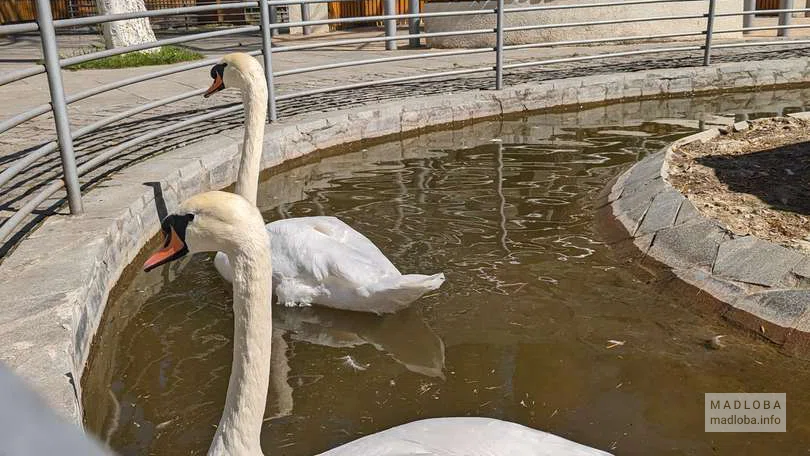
[204,53,444,314]
[143,190,611,456]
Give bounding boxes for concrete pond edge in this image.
[610,111,810,357]
[3,58,810,425]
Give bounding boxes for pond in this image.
[83,87,810,455]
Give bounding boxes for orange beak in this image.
[204,73,224,98]
[143,227,186,272]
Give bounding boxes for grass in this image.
[65,46,204,70]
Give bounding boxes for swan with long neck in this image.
[144,191,611,456]
[144,191,272,455]
[206,53,444,314]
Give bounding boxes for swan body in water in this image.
[143,190,611,456]
[205,53,444,313]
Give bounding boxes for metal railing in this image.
[1,0,809,247]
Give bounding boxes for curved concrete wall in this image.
[424,0,742,48]
[0,58,809,425]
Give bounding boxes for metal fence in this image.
[2,0,810,247]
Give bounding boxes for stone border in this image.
[610,113,810,355]
[3,57,810,424]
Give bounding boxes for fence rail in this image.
[0,0,808,247]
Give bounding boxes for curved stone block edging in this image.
[610,115,810,353]
[3,57,810,425]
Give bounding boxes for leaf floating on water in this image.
[606,340,625,349]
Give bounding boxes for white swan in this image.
[142,190,611,456]
[205,53,444,314]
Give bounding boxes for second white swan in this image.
[205,53,444,314]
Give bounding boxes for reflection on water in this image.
[84,88,810,455]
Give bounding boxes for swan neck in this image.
[209,236,273,456]
[235,71,268,206]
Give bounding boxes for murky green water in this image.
[83,88,810,455]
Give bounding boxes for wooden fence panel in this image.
[756,0,780,10]
[0,0,36,23]
[328,0,425,30]
[1,0,97,24]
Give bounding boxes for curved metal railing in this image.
[1,0,809,253]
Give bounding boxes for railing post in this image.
[35,0,83,214]
[383,0,398,50]
[258,0,278,121]
[269,4,279,37]
[301,3,312,35]
[408,0,421,47]
[743,0,755,34]
[778,0,795,37]
[703,0,716,66]
[495,0,504,89]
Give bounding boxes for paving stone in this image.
[674,267,748,309]
[633,232,655,253]
[725,290,810,345]
[608,170,629,203]
[647,220,730,271]
[793,259,810,279]
[713,236,804,287]
[635,189,684,236]
[613,182,657,228]
[619,174,666,202]
[673,199,702,226]
[624,151,665,188]
[734,290,810,327]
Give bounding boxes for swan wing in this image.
[267,216,400,286]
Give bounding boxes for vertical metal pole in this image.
[703,0,716,66]
[408,0,420,47]
[35,0,83,214]
[301,3,312,35]
[269,4,279,37]
[778,0,795,37]
[495,0,504,89]
[258,0,278,121]
[743,0,755,34]
[383,0,397,50]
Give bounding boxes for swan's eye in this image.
[159,213,195,242]
[210,63,227,80]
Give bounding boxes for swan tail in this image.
[213,251,234,283]
[394,272,446,291]
[363,273,446,314]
